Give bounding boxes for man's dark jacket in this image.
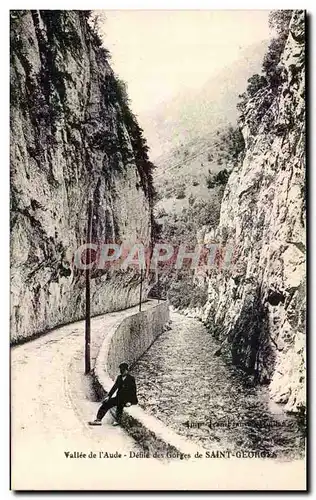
[108,373,138,405]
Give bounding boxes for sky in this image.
[98,10,272,115]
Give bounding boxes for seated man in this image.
[89,362,138,426]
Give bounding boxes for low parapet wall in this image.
[93,300,203,457]
[107,301,170,378]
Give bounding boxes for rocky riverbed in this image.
[132,311,305,461]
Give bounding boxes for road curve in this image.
[11,301,164,490]
[10,302,305,491]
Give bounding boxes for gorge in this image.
[10,9,306,423]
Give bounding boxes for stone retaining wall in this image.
[93,301,203,456]
[107,301,170,378]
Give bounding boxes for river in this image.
[132,311,305,461]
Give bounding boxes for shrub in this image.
[246,74,268,97]
[175,187,186,199]
[188,194,195,206]
[214,169,230,186]
[221,126,245,164]
[237,10,293,116]
[189,197,222,229]
[165,187,173,199]
[156,206,167,218]
[168,275,208,310]
[207,152,213,162]
[268,9,293,36]
[206,168,230,189]
[206,173,215,189]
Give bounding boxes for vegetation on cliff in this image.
[237,10,294,134]
[11,10,156,215]
[152,122,245,308]
[201,10,306,413]
[10,10,156,341]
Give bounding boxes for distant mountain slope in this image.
[139,40,269,160]
[153,127,240,216]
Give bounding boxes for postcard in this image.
[10,8,306,491]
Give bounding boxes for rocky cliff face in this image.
[201,11,305,413]
[10,11,155,343]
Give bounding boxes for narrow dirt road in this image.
[134,311,305,459]
[11,303,305,490]
[11,301,164,490]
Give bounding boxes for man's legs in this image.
[115,403,124,424]
[89,397,118,425]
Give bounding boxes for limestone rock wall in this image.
[10,11,154,342]
[201,10,306,412]
[107,301,170,380]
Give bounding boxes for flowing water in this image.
[132,312,305,460]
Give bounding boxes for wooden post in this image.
[85,200,93,375]
[139,267,143,311]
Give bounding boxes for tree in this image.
[224,126,245,162]
[262,11,292,87]
[206,169,230,190]
[175,187,186,199]
[268,10,293,36]
[237,10,293,118]
[88,10,108,38]
[189,198,222,229]
[246,74,267,97]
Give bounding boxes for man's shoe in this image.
[112,421,120,426]
[88,420,102,426]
